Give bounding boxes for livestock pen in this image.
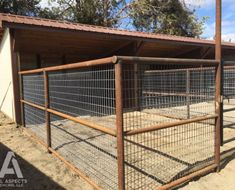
[19,56,221,190]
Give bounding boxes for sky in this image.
[184,0,235,42]
[40,0,235,42]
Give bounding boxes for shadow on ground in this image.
[0,142,65,190]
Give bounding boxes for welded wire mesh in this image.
[50,114,118,190]
[223,66,235,101]
[24,104,46,143]
[22,73,44,106]
[48,65,116,129]
[223,65,235,142]
[21,59,218,190]
[124,118,215,190]
[123,64,215,131]
[122,63,216,189]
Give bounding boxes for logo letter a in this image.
[0,151,23,178]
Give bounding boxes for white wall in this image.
[0,29,15,121]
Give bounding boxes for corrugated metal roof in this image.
[1,13,235,48]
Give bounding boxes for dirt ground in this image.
[0,112,94,190]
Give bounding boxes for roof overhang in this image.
[1,13,235,60]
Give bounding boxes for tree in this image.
[47,0,127,27]
[129,0,207,37]
[0,0,207,38]
[0,0,41,16]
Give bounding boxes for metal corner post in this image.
[43,70,52,152]
[115,61,125,190]
[215,0,222,171]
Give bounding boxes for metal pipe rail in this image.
[224,61,235,66]
[125,114,218,136]
[114,56,220,66]
[19,56,219,75]
[19,57,115,74]
[21,100,117,136]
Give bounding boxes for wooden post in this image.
[186,70,190,119]
[115,61,125,190]
[215,0,222,172]
[44,71,51,152]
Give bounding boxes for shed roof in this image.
[0,13,235,48]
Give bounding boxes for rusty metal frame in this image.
[19,56,220,190]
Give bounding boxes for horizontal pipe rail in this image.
[145,67,215,73]
[144,64,234,73]
[21,99,117,136]
[143,91,211,98]
[223,107,235,113]
[19,57,115,75]
[125,114,218,136]
[114,56,220,66]
[158,164,217,190]
[19,56,220,75]
[224,61,235,65]
[21,100,45,110]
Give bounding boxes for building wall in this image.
[0,29,15,120]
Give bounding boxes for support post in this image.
[115,61,125,190]
[221,60,224,146]
[186,70,190,119]
[18,53,25,127]
[10,29,21,125]
[44,71,51,152]
[215,0,222,171]
[134,64,140,111]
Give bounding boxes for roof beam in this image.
[99,40,133,58]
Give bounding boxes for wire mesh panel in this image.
[48,65,116,129]
[24,104,46,143]
[124,119,215,189]
[223,65,235,142]
[123,65,215,131]
[122,63,216,189]
[50,114,118,190]
[22,73,44,106]
[224,66,235,101]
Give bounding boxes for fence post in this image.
[220,60,224,146]
[115,61,125,190]
[186,70,190,119]
[18,53,25,127]
[44,71,51,152]
[215,0,222,172]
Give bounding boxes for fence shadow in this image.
[0,142,65,190]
